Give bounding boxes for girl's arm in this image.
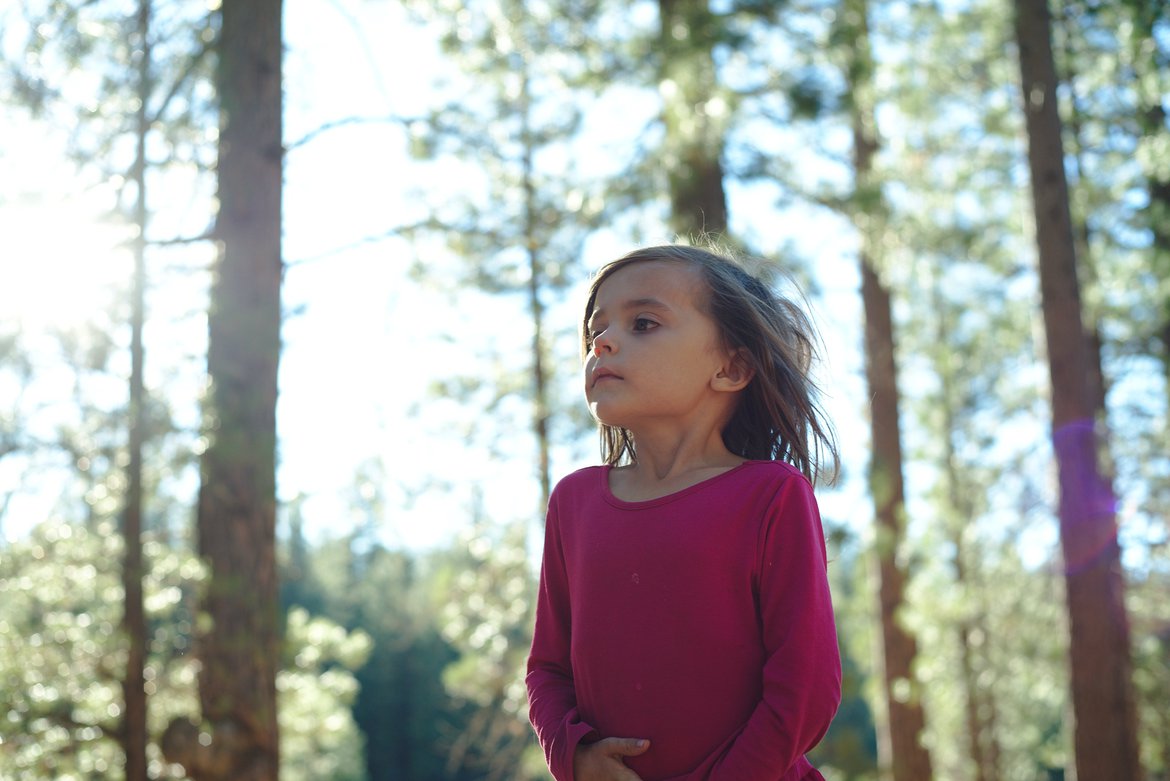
[665,476,842,781]
[526,498,600,781]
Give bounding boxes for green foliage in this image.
[3,0,217,178]
[0,519,371,780]
[1056,0,1170,563]
[811,543,879,780]
[279,608,371,781]
[279,524,471,781]
[1129,566,1170,775]
[400,0,615,284]
[0,519,203,779]
[431,515,541,781]
[907,540,1071,779]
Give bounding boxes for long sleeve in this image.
[663,476,842,781]
[526,493,597,781]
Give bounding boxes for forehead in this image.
[590,260,706,315]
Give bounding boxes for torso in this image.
[551,461,807,778]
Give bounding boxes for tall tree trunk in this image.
[861,258,932,781]
[1151,170,1170,405]
[844,1,933,779]
[120,2,150,777]
[520,66,552,516]
[162,0,283,778]
[1056,0,1113,425]
[1013,1,1142,778]
[658,0,728,238]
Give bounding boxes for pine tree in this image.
[1046,0,1170,770]
[837,0,933,777]
[120,3,152,778]
[162,0,284,776]
[867,1,1069,775]
[1013,0,1142,777]
[658,0,728,237]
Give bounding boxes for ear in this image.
[712,348,754,393]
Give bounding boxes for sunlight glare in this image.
[1,195,134,332]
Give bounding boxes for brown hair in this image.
[581,244,838,485]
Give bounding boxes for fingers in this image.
[600,736,651,757]
[574,737,651,781]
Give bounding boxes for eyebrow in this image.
[588,297,671,325]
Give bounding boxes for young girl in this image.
[526,245,842,781]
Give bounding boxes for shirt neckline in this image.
[599,461,757,509]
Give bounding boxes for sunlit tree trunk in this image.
[1056,0,1114,433]
[162,0,283,777]
[843,0,933,778]
[120,2,150,778]
[520,67,552,515]
[860,258,932,781]
[659,0,728,238]
[1013,0,1141,778]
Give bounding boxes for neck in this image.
[626,424,742,483]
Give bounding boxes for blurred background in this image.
[0,0,1167,779]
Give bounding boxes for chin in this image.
[588,402,624,428]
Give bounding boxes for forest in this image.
[0,0,1167,779]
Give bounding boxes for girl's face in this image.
[584,260,738,432]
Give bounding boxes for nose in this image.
[592,328,615,355]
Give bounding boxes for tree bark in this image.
[658,0,728,238]
[860,259,933,781]
[519,65,553,515]
[163,0,283,778]
[1013,0,1141,778]
[120,2,150,778]
[844,0,933,778]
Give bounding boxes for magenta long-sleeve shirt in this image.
[526,462,841,781]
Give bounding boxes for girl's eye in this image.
[633,317,658,332]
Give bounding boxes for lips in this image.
[591,367,622,387]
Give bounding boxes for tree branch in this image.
[285,115,416,152]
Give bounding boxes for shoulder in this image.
[548,465,606,507]
[737,460,812,492]
[551,465,604,493]
[734,461,821,525]
[544,466,607,534]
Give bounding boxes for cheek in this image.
[582,357,597,389]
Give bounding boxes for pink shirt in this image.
[526,462,841,781]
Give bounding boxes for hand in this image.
[573,737,650,781]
